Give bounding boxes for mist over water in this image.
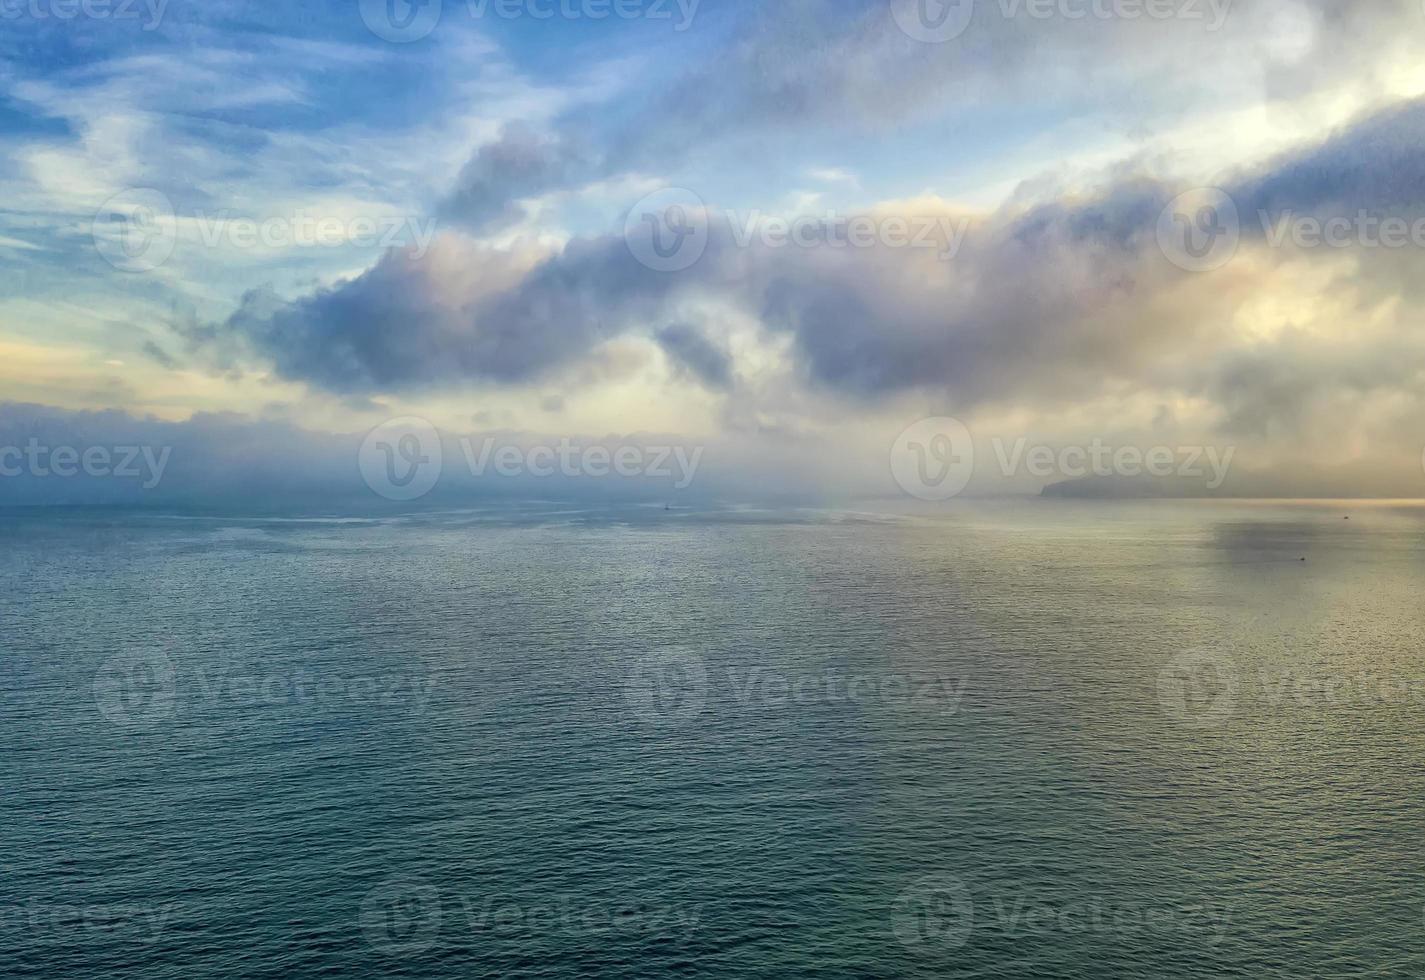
[4,500,1425,977]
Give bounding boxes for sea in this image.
[3,499,1425,978]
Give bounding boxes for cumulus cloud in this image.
[191,91,1425,497]
[225,95,1425,407]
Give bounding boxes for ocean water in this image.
[4,500,1425,978]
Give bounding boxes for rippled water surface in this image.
[4,500,1425,978]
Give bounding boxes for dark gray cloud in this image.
[218,237,686,391]
[222,179,1191,403]
[441,124,601,232]
[1236,97,1425,223]
[655,322,734,390]
[215,95,1425,456]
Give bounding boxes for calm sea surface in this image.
[4,500,1425,978]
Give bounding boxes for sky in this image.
[4,0,1425,506]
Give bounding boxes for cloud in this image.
[655,322,734,390]
[221,172,1208,408]
[141,341,178,370]
[440,123,602,232]
[195,91,1425,500]
[428,0,1425,228]
[1236,97,1425,223]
